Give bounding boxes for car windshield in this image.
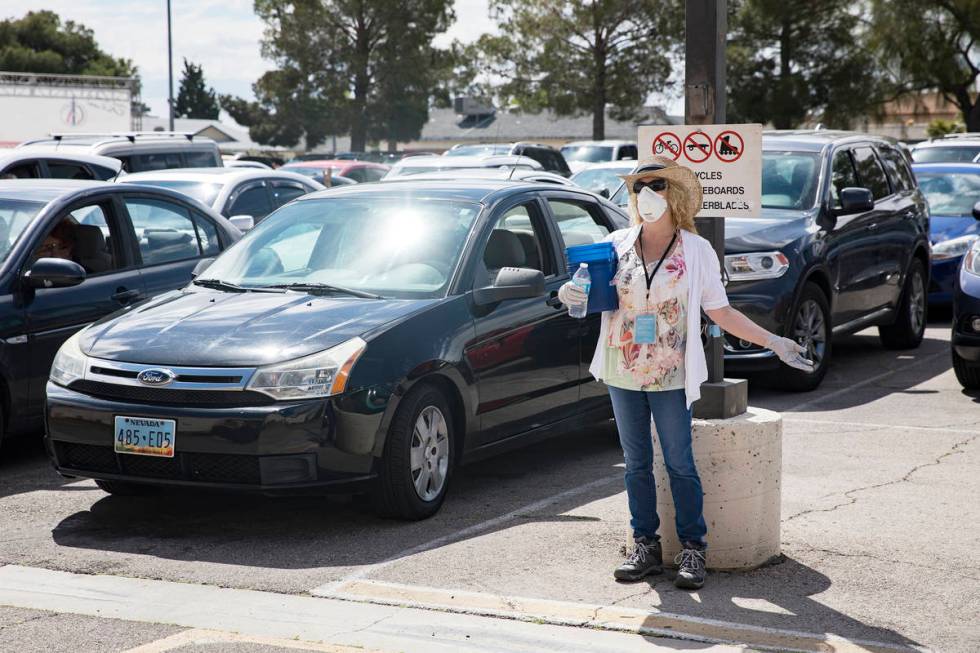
[912,146,980,163]
[199,196,481,298]
[0,198,45,263]
[123,180,223,206]
[761,151,821,209]
[445,145,510,157]
[571,166,633,196]
[561,145,614,163]
[916,172,980,215]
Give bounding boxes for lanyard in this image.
[638,227,678,305]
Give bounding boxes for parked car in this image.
[19,132,222,173]
[570,160,638,198]
[911,134,980,163]
[223,160,271,170]
[385,155,543,179]
[560,140,638,174]
[280,159,390,184]
[952,239,980,388]
[393,168,575,186]
[911,163,980,304]
[613,130,930,391]
[0,150,121,181]
[44,179,628,517]
[119,168,324,228]
[0,180,240,449]
[334,152,404,164]
[445,143,572,177]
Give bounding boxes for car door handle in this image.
[546,292,564,309]
[112,288,141,304]
[867,223,879,231]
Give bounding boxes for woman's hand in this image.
[765,335,814,372]
[558,281,587,306]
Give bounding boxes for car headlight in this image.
[50,331,89,387]
[724,251,790,281]
[964,239,980,277]
[932,235,979,261]
[247,337,367,400]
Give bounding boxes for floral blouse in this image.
[603,236,688,391]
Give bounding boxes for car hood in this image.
[723,210,812,254]
[930,214,980,244]
[80,289,438,366]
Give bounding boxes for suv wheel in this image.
[94,479,155,496]
[780,283,831,392]
[373,383,454,520]
[952,346,980,390]
[878,259,927,350]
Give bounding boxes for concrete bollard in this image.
[628,406,783,571]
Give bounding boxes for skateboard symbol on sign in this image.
[683,132,711,163]
[714,131,744,163]
[653,132,681,161]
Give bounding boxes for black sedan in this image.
[953,239,980,389]
[0,180,241,449]
[45,180,628,519]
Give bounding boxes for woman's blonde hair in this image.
[628,180,698,233]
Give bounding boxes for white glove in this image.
[558,281,588,306]
[765,335,815,373]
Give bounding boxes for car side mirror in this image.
[191,257,215,279]
[473,267,546,306]
[23,257,86,289]
[229,215,255,232]
[597,188,610,198]
[835,187,874,216]
[973,201,980,221]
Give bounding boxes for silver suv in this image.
[19,132,222,173]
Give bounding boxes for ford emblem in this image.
[137,368,176,386]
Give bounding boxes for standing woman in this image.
[559,157,812,590]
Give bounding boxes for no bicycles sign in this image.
[638,123,762,218]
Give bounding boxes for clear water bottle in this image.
[569,263,591,318]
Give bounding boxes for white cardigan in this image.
[588,226,730,408]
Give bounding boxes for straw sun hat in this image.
[619,155,703,220]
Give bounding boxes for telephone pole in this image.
[167,0,175,131]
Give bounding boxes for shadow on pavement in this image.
[0,436,79,500]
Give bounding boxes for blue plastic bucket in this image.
[567,242,619,314]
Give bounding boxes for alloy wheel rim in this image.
[909,270,925,335]
[793,299,827,372]
[410,405,449,502]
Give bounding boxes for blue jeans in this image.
[608,386,707,545]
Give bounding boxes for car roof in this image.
[393,154,543,169]
[762,129,896,152]
[399,168,573,184]
[912,136,980,148]
[281,160,388,169]
[911,162,980,173]
[0,178,110,202]
[0,149,123,170]
[562,140,635,147]
[300,178,590,203]
[119,167,320,185]
[570,160,638,171]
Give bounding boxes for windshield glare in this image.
[0,199,45,263]
[917,172,980,215]
[561,145,614,163]
[445,145,510,157]
[199,197,481,298]
[912,146,980,163]
[124,180,223,206]
[761,151,820,209]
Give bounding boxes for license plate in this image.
[114,416,175,457]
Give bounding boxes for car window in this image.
[916,173,980,216]
[45,161,93,180]
[193,213,222,256]
[184,151,218,167]
[879,146,915,192]
[362,167,386,182]
[618,145,638,160]
[852,147,892,200]
[89,164,119,181]
[0,199,44,262]
[548,198,611,247]
[912,145,980,163]
[484,202,552,277]
[2,162,40,178]
[123,197,202,266]
[570,167,631,197]
[35,204,122,275]
[561,145,614,163]
[270,183,307,208]
[228,185,273,218]
[830,150,859,208]
[345,168,366,182]
[761,152,820,209]
[130,152,183,172]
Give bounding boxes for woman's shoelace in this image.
[674,548,706,570]
[627,542,650,564]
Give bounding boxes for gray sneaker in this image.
[674,543,707,590]
[614,537,663,582]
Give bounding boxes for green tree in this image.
[474,0,682,141]
[726,0,882,129]
[871,0,980,131]
[175,59,220,119]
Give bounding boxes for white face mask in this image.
[636,186,668,223]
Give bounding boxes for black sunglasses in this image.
[632,178,668,194]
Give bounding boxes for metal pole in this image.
[686,0,748,419]
[167,0,175,131]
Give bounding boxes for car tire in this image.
[94,479,155,496]
[878,259,927,350]
[372,383,454,521]
[952,347,980,390]
[780,283,832,392]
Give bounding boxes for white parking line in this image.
[783,417,980,436]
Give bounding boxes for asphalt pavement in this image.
[0,317,977,652]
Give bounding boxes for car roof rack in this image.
[935,132,980,141]
[45,131,198,143]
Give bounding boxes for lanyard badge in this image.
[632,228,677,346]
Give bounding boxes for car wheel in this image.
[94,479,155,496]
[878,259,927,350]
[780,283,832,392]
[372,383,454,520]
[952,346,980,390]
